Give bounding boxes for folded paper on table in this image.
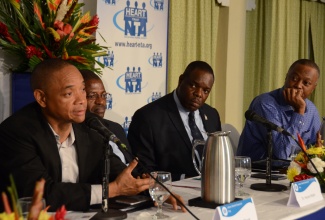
[287,177,323,207]
[213,197,258,220]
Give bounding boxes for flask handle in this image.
[192,139,206,175]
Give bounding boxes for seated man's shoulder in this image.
[251,89,280,107]
[201,103,219,115]
[1,102,40,130]
[102,118,124,131]
[135,93,169,114]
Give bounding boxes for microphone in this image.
[85,116,128,151]
[86,116,127,220]
[245,110,291,136]
[85,116,199,219]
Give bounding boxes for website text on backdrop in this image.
[237,59,322,162]
[0,59,152,212]
[128,61,222,181]
[80,69,133,164]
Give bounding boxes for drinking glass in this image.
[290,146,301,161]
[18,197,46,219]
[235,156,251,197]
[149,171,172,219]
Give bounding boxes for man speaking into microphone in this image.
[237,59,322,161]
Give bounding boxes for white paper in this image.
[214,198,258,220]
[287,177,323,207]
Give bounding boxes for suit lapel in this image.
[166,94,193,152]
[199,107,213,133]
[37,111,62,181]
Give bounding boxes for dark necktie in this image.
[188,111,204,162]
[188,111,204,141]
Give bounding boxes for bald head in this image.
[31,58,73,91]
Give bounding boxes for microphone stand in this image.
[116,143,199,220]
[251,129,288,192]
[91,142,127,220]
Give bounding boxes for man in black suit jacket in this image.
[128,61,221,181]
[80,69,133,164]
[0,59,150,211]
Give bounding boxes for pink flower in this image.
[54,21,74,40]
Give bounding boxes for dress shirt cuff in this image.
[91,184,102,205]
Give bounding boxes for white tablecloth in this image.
[65,177,325,220]
[128,177,325,220]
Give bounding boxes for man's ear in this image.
[34,89,46,107]
[178,74,184,85]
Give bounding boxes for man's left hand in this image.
[154,193,187,212]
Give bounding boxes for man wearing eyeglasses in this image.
[80,69,133,164]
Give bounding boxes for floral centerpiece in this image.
[287,134,325,189]
[1,177,67,220]
[0,0,107,74]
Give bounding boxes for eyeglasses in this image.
[86,92,111,100]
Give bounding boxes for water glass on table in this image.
[235,156,251,197]
[290,146,301,161]
[149,171,172,219]
[18,197,46,219]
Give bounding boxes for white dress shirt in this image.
[49,125,101,205]
[173,91,208,179]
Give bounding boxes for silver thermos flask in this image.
[193,131,235,204]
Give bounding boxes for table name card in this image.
[287,177,323,207]
[213,198,258,220]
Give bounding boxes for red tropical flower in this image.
[0,22,16,44]
[293,174,313,182]
[54,205,67,220]
[87,15,99,34]
[26,46,43,59]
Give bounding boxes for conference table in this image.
[65,176,325,220]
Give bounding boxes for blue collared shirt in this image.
[237,88,321,161]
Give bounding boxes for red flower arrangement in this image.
[0,0,107,74]
[287,134,325,184]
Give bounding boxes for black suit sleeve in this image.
[127,109,157,174]
[0,105,126,212]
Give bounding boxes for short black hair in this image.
[182,61,214,79]
[288,59,320,77]
[79,69,102,82]
[31,58,72,91]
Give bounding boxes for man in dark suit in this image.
[128,61,221,181]
[0,59,150,211]
[80,69,133,164]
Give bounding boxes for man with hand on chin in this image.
[237,59,322,161]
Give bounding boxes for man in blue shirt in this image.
[237,59,321,161]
